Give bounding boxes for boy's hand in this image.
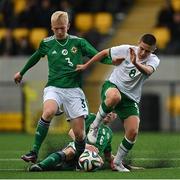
[110,154,115,169]
[75,64,87,71]
[85,144,99,153]
[14,72,22,84]
[129,48,136,65]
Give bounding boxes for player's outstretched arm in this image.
[14,51,42,84]
[76,49,109,71]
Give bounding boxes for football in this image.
[78,149,104,171]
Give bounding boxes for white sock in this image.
[114,143,128,165]
[91,105,107,128]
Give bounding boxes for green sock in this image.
[39,152,65,170]
[101,101,113,113]
[32,118,50,154]
[122,137,134,150]
[114,137,135,164]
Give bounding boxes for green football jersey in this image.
[20,34,113,88]
[40,35,98,88]
[19,35,103,88]
[85,113,113,156]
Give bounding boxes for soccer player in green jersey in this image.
[29,112,117,171]
[76,34,160,172]
[13,11,111,164]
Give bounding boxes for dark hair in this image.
[140,34,156,46]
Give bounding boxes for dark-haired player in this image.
[76,34,160,172]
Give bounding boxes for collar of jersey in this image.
[55,35,69,47]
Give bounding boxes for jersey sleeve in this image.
[104,131,113,154]
[110,45,130,60]
[80,38,98,58]
[100,56,113,65]
[37,40,48,57]
[146,55,160,72]
[20,51,42,76]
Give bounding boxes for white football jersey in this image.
[108,45,160,103]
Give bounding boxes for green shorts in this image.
[101,81,139,120]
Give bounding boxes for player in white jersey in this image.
[108,44,159,103]
[76,34,160,172]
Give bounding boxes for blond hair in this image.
[51,11,69,24]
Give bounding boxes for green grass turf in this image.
[0,132,180,179]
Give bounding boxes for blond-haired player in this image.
[14,11,111,164]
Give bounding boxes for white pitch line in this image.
[0,168,24,171]
[1,167,180,172]
[132,157,180,161]
[0,150,25,153]
[1,157,180,162]
[0,158,22,161]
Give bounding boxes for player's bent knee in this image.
[127,129,138,142]
[43,109,56,120]
[106,93,121,106]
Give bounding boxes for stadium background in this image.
[0,0,180,133]
[1,0,180,133]
[1,0,180,178]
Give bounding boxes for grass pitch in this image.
[0,132,180,179]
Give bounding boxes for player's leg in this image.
[112,94,139,172]
[22,87,60,163]
[29,146,75,171]
[70,116,86,161]
[22,100,58,163]
[113,115,139,172]
[88,81,121,143]
[62,88,88,162]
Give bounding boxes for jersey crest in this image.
[71,46,78,54]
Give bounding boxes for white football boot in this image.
[112,162,130,172]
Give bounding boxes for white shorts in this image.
[43,86,89,120]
